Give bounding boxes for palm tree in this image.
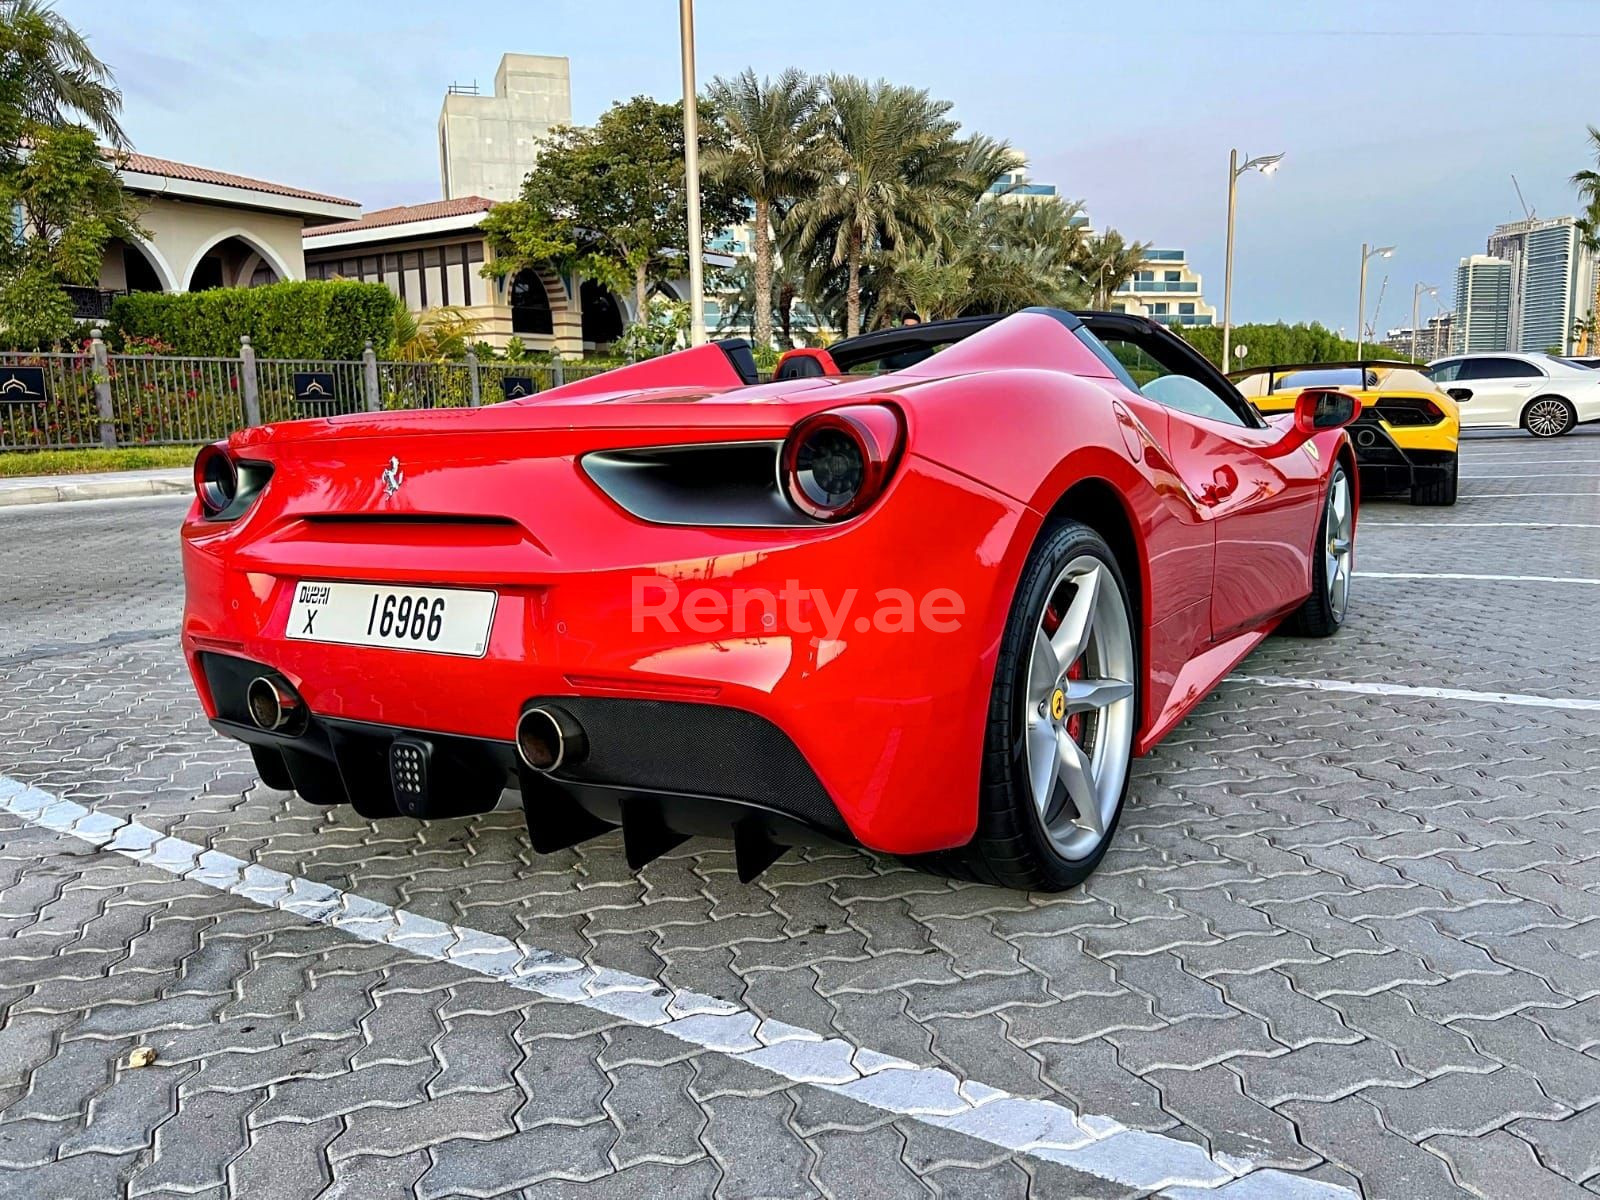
[1572,203,1600,354]
[702,69,822,351]
[788,76,971,336]
[1073,229,1151,309]
[1569,130,1600,354]
[0,0,125,146]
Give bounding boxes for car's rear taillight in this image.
[781,404,904,521]
[194,441,238,517]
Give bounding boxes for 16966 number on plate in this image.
[285,581,497,657]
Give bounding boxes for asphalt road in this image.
[1,430,1598,1199]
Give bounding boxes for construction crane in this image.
[1512,175,1536,222]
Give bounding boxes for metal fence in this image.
[0,331,617,451]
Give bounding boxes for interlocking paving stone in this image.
[1230,1039,1419,1107]
[1425,1130,1596,1199]
[1508,1105,1600,1186]
[1359,1066,1570,1141]
[1281,1096,1465,1200]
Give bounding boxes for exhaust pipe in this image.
[247,676,304,733]
[516,705,587,773]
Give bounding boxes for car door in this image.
[1451,357,1543,427]
[1075,314,1324,640]
[1156,403,1324,640]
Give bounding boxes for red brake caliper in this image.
[1065,657,1085,743]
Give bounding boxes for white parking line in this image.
[1360,570,1600,586]
[1362,521,1600,529]
[0,775,1351,1199]
[1463,473,1600,479]
[1459,492,1600,499]
[1227,676,1600,714]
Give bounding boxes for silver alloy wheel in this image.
[1325,469,1354,621]
[1526,398,1571,438]
[1022,555,1136,861]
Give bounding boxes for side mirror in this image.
[1447,387,1471,402]
[1295,388,1359,432]
[1265,389,1358,457]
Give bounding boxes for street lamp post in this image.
[1409,282,1437,361]
[679,0,706,347]
[1355,242,1394,359]
[1221,149,1283,367]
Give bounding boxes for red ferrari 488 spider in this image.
[181,309,1359,890]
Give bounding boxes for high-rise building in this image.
[1453,255,1513,352]
[1484,216,1595,354]
[438,55,572,203]
[1110,249,1216,328]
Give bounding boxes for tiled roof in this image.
[116,152,358,206]
[303,196,496,238]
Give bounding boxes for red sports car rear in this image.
[181,310,1359,889]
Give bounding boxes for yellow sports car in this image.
[1230,361,1461,506]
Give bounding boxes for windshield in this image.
[1276,368,1374,390]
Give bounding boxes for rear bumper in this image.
[181,458,1035,855]
[1347,419,1456,494]
[200,651,850,874]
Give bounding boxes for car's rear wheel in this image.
[1284,463,1353,637]
[1410,453,1458,506]
[1523,396,1576,438]
[921,521,1137,891]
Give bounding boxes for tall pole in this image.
[679,0,706,346]
[1222,148,1238,366]
[1356,242,1369,359]
[1410,283,1421,361]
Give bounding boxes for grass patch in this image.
[0,446,198,478]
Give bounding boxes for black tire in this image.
[1409,453,1458,506]
[1522,396,1576,438]
[914,520,1136,892]
[1284,463,1352,638]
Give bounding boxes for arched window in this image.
[581,279,624,346]
[509,270,553,335]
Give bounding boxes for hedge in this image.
[108,281,402,360]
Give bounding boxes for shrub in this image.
[108,281,402,360]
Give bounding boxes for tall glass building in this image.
[1484,217,1594,354]
[1453,256,1513,352]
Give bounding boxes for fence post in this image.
[89,327,116,449]
[362,339,381,412]
[550,347,564,388]
[466,350,481,407]
[238,335,262,427]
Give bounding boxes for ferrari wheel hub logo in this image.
[381,456,404,499]
[1050,688,1066,721]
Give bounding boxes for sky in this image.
[54,0,1600,332]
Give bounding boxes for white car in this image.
[1425,352,1600,437]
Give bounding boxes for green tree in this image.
[480,95,744,332]
[0,122,139,347]
[0,2,133,347]
[787,76,972,336]
[702,68,821,351]
[0,0,125,148]
[714,255,820,347]
[873,197,1092,322]
[1181,321,1371,369]
[1072,229,1151,309]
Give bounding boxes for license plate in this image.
[284,581,497,657]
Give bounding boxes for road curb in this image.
[0,472,189,508]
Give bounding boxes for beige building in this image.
[99,158,357,291]
[439,54,572,203]
[86,152,359,320]
[303,197,616,356]
[1109,248,1217,329]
